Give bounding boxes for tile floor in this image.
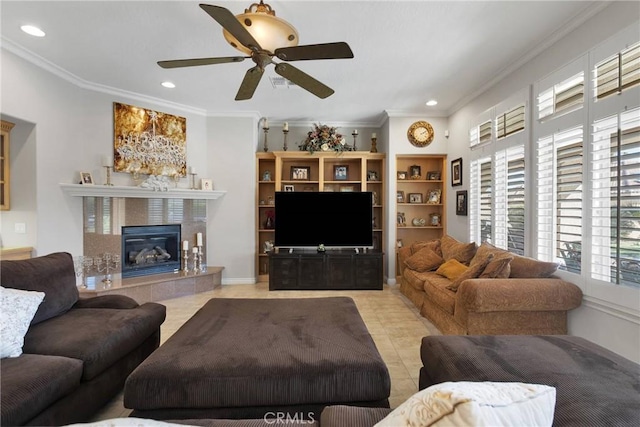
[91,283,440,421]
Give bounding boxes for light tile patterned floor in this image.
[91,283,440,421]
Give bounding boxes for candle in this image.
[353,129,358,135]
[189,166,196,174]
[283,122,289,131]
[372,132,377,139]
[263,118,269,129]
[182,240,188,251]
[196,232,203,247]
[102,155,113,167]
[192,247,198,254]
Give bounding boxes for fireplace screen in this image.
[121,224,181,278]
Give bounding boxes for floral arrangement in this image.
[299,123,352,153]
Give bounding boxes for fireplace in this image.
[121,225,181,278]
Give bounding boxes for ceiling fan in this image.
[158,2,354,101]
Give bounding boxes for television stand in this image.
[268,250,383,291]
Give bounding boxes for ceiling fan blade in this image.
[275,42,354,61]
[235,66,265,101]
[158,56,246,69]
[200,4,262,52]
[274,63,334,99]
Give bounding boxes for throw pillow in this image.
[405,248,444,272]
[480,256,514,278]
[510,255,559,278]
[411,239,442,257]
[448,254,494,291]
[0,286,45,358]
[374,381,556,427]
[436,259,468,281]
[440,235,477,265]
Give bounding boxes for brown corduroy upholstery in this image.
[125,297,390,421]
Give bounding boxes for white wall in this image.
[446,1,640,362]
[0,48,253,284]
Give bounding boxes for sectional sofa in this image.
[1,252,166,426]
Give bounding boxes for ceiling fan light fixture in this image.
[223,1,298,55]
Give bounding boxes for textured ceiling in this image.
[1,1,602,124]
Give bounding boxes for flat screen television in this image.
[274,191,373,248]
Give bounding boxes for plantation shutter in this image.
[497,105,526,139]
[595,42,640,99]
[591,107,640,286]
[537,135,555,262]
[507,148,526,255]
[479,120,492,145]
[555,127,584,272]
[538,73,584,120]
[494,146,526,254]
[469,126,479,148]
[480,161,493,243]
[470,157,491,244]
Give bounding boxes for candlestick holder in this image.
[103,166,114,186]
[181,249,190,273]
[263,126,270,152]
[370,137,378,153]
[282,129,289,151]
[95,253,120,287]
[194,246,206,273]
[352,132,358,151]
[189,173,197,190]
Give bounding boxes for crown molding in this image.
[2,36,207,116]
[447,1,610,116]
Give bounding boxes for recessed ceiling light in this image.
[426,100,438,106]
[20,25,45,37]
[161,81,176,89]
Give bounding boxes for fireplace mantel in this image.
[60,183,225,200]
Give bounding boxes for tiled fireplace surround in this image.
[81,197,222,302]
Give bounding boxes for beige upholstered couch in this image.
[398,236,583,335]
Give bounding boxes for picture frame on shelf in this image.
[409,193,423,204]
[451,158,463,186]
[367,170,379,181]
[397,171,407,180]
[427,189,442,204]
[397,212,406,226]
[410,165,422,179]
[427,171,441,180]
[397,191,405,203]
[80,172,94,185]
[456,190,468,216]
[262,170,272,181]
[291,166,310,180]
[430,213,442,226]
[200,179,213,190]
[340,185,355,192]
[334,165,348,180]
[284,185,295,192]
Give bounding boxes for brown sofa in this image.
[398,236,583,335]
[1,252,166,426]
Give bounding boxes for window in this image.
[591,107,640,287]
[497,104,525,139]
[148,199,184,224]
[494,146,526,255]
[537,72,585,120]
[469,120,493,148]
[595,42,640,99]
[536,127,584,272]
[84,197,112,235]
[470,157,493,244]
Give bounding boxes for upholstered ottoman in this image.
[419,335,640,426]
[124,297,390,420]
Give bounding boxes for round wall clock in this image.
[407,120,434,147]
